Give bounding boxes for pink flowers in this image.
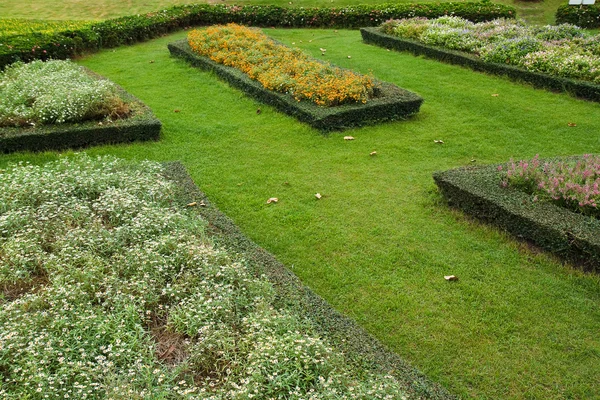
[501,154,600,217]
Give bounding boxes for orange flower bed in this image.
[187,24,375,107]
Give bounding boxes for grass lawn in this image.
[0,0,569,25]
[1,27,599,399]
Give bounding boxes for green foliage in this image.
[556,4,600,29]
[168,39,423,131]
[434,161,600,272]
[0,2,516,68]
[361,27,600,102]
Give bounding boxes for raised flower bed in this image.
[362,17,600,102]
[169,23,423,131]
[434,155,600,272]
[0,60,161,153]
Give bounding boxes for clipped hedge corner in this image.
[360,27,600,103]
[0,75,161,154]
[168,39,423,131]
[163,161,458,400]
[433,164,600,272]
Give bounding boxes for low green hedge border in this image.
[163,161,458,400]
[0,72,161,154]
[556,4,600,29]
[0,2,516,69]
[360,27,600,103]
[433,163,600,273]
[168,39,423,131]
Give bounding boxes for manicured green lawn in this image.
[0,0,567,25]
[1,28,599,399]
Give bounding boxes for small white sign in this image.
[569,0,582,4]
[582,0,596,4]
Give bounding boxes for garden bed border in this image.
[360,27,600,103]
[168,39,423,131]
[433,163,600,272]
[0,71,161,154]
[164,161,458,399]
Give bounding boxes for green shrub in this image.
[556,4,600,29]
[0,2,516,68]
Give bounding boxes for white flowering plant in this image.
[0,60,130,127]
[381,16,600,84]
[0,154,408,399]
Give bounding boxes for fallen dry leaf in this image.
[568,122,577,127]
[370,151,377,156]
[256,109,261,114]
[320,48,326,52]
[434,139,444,144]
[491,93,499,97]
[186,202,197,207]
[149,60,155,64]
[266,197,278,204]
[344,136,355,141]
[315,193,322,199]
[347,55,352,59]
[174,109,180,113]
[444,275,459,281]
[199,201,206,207]
[470,159,476,163]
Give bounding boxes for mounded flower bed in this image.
[433,155,600,272]
[361,17,600,102]
[0,154,455,399]
[0,60,161,153]
[169,24,423,131]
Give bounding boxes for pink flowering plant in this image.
[499,154,600,217]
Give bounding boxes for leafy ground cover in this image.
[0,0,563,25]
[0,28,594,399]
[188,23,374,107]
[381,16,600,84]
[0,154,414,399]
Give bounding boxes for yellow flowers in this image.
[188,24,375,107]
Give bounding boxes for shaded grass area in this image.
[0,0,568,25]
[0,28,599,399]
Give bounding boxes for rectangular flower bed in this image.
[433,161,600,272]
[0,61,161,153]
[168,25,423,131]
[361,26,600,103]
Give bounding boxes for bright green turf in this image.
[1,28,599,399]
[0,0,568,25]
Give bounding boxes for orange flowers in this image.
[188,24,375,107]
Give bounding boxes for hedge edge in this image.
[360,27,600,103]
[433,164,600,272]
[0,70,161,154]
[168,39,423,131]
[0,2,517,69]
[163,161,458,400]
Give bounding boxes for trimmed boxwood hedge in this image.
[0,2,516,69]
[0,73,161,153]
[361,27,600,103]
[163,161,458,400]
[168,39,423,131]
[556,4,600,29]
[433,163,600,272]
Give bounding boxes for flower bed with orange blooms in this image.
[188,23,374,107]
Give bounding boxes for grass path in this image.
[1,28,600,399]
[0,0,567,25]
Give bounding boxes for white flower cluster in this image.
[0,154,408,399]
[0,60,122,127]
